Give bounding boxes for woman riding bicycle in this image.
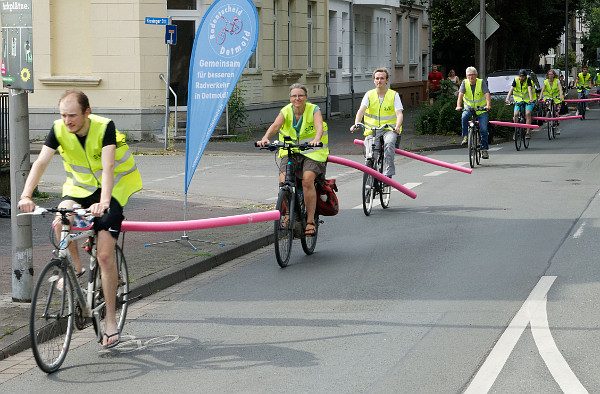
[350,67,404,178]
[538,69,564,135]
[256,83,329,237]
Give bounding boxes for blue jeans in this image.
[462,110,489,150]
[578,89,589,99]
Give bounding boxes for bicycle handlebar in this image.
[254,140,323,152]
[17,206,96,220]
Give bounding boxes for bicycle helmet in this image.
[518,69,528,76]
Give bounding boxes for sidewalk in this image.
[0,106,466,361]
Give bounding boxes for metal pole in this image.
[479,0,486,78]
[10,89,32,302]
[565,0,569,89]
[164,18,172,151]
[349,0,354,114]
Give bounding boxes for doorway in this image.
[169,19,196,107]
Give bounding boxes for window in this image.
[274,0,278,69]
[342,12,349,72]
[288,1,292,70]
[167,0,197,10]
[396,15,403,64]
[377,17,386,63]
[409,17,418,64]
[307,3,313,70]
[245,48,258,72]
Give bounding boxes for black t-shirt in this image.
[44,120,117,150]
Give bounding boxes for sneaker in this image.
[461,136,468,145]
[556,129,560,135]
[482,150,489,159]
[525,133,531,139]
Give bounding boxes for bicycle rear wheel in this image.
[514,127,522,151]
[91,245,130,337]
[301,212,319,255]
[30,258,74,373]
[274,190,294,267]
[362,159,375,216]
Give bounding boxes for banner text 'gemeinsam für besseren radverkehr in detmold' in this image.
[193,60,242,99]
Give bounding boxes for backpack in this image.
[316,179,339,216]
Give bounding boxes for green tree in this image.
[431,0,583,74]
[580,1,600,67]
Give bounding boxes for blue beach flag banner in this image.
[185,0,259,192]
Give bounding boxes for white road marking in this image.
[488,147,503,152]
[573,222,586,239]
[465,276,588,394]
[455,162,468,167]
[403,182,422,189]
[424,171,447,177]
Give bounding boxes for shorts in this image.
[429,89,441,99]
[63,189,124,239]
[279,154,327,183]
[514,102,535,113]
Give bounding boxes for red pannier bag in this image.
[316,179,339,216]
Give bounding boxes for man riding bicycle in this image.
[538,69,564,134]
[456,66,492,159]
[350,67,404,178]
[18,90,142,349]
[506,69,536,139]
[577,66,594,112]
[257,83,328,237]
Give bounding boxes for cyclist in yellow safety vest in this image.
[506,69,536,138]
[350,67,404,178]
[455,66,492,159]
[18,89,142,349]
[538,69,564,135]
[577,66,594,112]
[257,83,328,237]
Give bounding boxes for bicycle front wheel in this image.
[274,190,294,267]
[301,211,319,255]
[514,128,522,151]
[362,162,375,216]
[475,128,482,165]
[468,127,476,168]
[30,258,74,373]
[378,156,391,208]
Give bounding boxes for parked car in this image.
[486,69,544,124]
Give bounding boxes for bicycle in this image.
[542,98,558,140]
[577,86,589,120]
[19,206,132,373]
[462,106,486,168]
[353,122,395,216]
[216,16,243,45]
[255,137,323,267]
[513,101,530,151]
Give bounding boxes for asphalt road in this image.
[2,110,600,392]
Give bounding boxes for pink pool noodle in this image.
[353,139,471,174]
[489,120,540,129]
[563,98,600,102]
[121,210,281,232]
[327,155,417,199]
[532,116,582,121]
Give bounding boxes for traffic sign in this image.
[0,0,34,91]
[145,17,168,25]
[466,12,499,41]
[165,24,177,45]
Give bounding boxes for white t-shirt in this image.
[361,90,404,112]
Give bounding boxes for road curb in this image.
[0,232,274,361]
